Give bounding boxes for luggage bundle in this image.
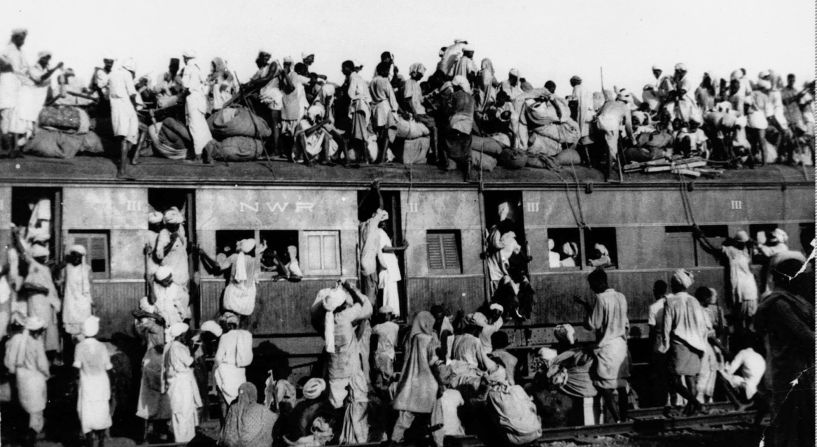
[393,115,430,165]
[486,383,543,445]
[25,106,102,159]
[207,106,270,161]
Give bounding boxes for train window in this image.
[12,187,61,260]
[546,228,581,269]
[748,223,778,264]
[696,225,728,267]
[302,231,341,276]
[664,226,696,268]
[215,230,255,260]
[426,230,462,274]
[583,227,618,268]
[483,192,525,244]
[67,231,110,278]
[259,230,300,274]
[799,223,815,253]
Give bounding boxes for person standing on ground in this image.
[4,316,50,447]
[213,312,254,420]
[165,322,202,443]
[74,316,113,447]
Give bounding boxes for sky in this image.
[2,0,814,96]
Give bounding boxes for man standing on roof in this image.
[500,68,524,103]
[594,90,635,181]
[570,75,594,143]
[109,58,139,178]
[181,50,213,163]
[250,50,272,82]
[0,28,29,157]
[401,63,438,162]
[450,44,477,86]
[575,268,631,423]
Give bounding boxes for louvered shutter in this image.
[69,232,109,278]
[426,233,444,270]
[427,231,461,274]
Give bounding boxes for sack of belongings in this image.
[487,383,543,445]
[395,116,430,140]
[38,106,90,133]
[154,117,191,159]
[470,134,504,156]
[525,153,560,170]
[489,132,511,148]
[499,148,527,169]
[23,128,104,158]
[470,149,497,171]
[528,133,561,157]
[209,107,271,140]
[210,136,264,161]
[555,147,582,165]
[533,119,580,146]
[396,136,430,164]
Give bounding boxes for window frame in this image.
[67,230,110,279]
[426,230,463,275]
[582,226,619,270]
[545,227,584,271]
[300,230,342,276]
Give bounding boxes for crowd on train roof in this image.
[0,28,814,180]
[1,183,814,447]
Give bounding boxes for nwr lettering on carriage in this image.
[238,201,316,213]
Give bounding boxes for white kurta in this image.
[4,332,49,429]
[74,338,113,433]
[222,253,259,316]
[181,59,212,154]
[62,263,93,335]
[153,282,189,327]
[155,228,190,289]
[377,228,401,317]
[109,66,139,144]
[214,329,253,404]
[165,340,202,443]
[0,43,29,134]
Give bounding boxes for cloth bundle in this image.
[155,117,192,160]
[209,107,272,140]
[395,116,429,139]
[38,106,91,133]
[486,383,543,445]
[210,137,265,161]
[396,136,429,164]
[469,149,497,171]
[499,148,527,169]
[23,128,104,159]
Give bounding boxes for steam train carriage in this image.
[0,158,813,381]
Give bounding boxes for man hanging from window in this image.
[154,207,189,292]
[196,239,266,317]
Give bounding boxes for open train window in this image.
[697,225,728,267]
[426,230,462,274]
[483,191,525,244]
[11,187,62,260]
[583,227,618,268]
[259,230,300,274]
[301,231,341,276]
[799,223,815,253]
[749,223,778,264]
[546,228,581,269]
[215,230,254,260]
[67,231,110,279]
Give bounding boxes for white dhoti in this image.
[185,92,211,154]
[17,368,47,431]
[110,96,139,144]
[78,371,112,433]
[167,370,202,443]
[596,115,621,157]
[222,282,256,316]
[378,270,400,317]
[214,363,246,404]
[0,72,20,134]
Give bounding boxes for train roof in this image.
[1,155,813,189]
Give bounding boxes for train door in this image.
[482,191,526,296]
[11,187,62,262]
[148,188,198,319]
[357,189,406,318]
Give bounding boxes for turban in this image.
[139,296,156,313]
[169,322,189,338]
[489,303,504,313]
[462,44,474,52]
[570,75,582,83]
[258,50,271,58]
[651,65,661,71]
[497,202,510,221]
[68,244,86,256]
[234,239,254,282]
[30,244,49,258]
[554,324,575,345]
[307,104,325,122]
[121,58,136,72]
[83,316,100,337]
[372,208,389,223]
[594,243,609,257]
[758,70,771,80]
[379,305,394,315]
[221,311,240,326]
[562,242,577,257]
[37,51,52,60]
[409,63,426,76]
[616,89,632,102]
[148,211,163,224]
[756,80,771,90]
[163,207,184,224]
[538,347,558,364]
[509,68,520,77]
[453,38,468,44]
[771,228,789,244]
[30,232,49,243]
[465,312,488,328]
[735,230,750,243]
[318,287,351,353]
[452,75,470,93]
[548,239,555,250]
[632,111,647,125]
[200,320,223,337]
[11,28,27,37]
[320,84,335,98]
[301,52,314,60]
[154,266,172,281]
[721,113,737,129]
[674,62,687,71]
[283,56,293,64]
[352,59,363,68]
[302,378,326,400]
[239,239,256,254]
[182,50,197,58]
[26,316,45,331]
[11,312,26,328]
[672,269,694,289]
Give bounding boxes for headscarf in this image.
[672,269,694,290]
[163,207,184,225]
[393,311,439,413]
[169,322,188,338]
[554,323,575,345]
[201,320,223,337]
[407,310,435,346]
[220,382,276,447]
[148,211,163,225]
[409,63,426,76]
[302,378,326,400]
[234,239,256,282]
[318,286,350,353]
[82,315,100,338]
[497,202,510,221]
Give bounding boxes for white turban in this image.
[200,320,223,337]
[409,63,426,76]
[756,80,772,90]
[462,44,474,52]
[30,244,49,258]
[379,305,394,315]
[509,68,521,77]
[239,239,256,254]
[452,75,470,93]
[25,316,45,331]
[163,207,184,225]
[169,322,189,338]
[548,239,555,250]
[319,287,351,353]
[497,202,510,221]
[562,242,577,257]
[83,316,100,337]
[672,269,694,289]
[182,50,197,58]
[148,211,164,224]
[307,104,325,122]
[301,51,314,60]
[154,266,172,281]
[771,228,789,244]
[373,208,389,223]
[139,296,156,313]
[68,244,86,256]
[735,230,750,242]
[302,378,326,400]
[11,28,27,37]
[234,239,255,282]
[674,62,687,72]
[37,50,52,60]
[594,243,609,257]
[121,58,136,72]
[538,347,558,364]
[554,324,575,345]
[489,303,504,313]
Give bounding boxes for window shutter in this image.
[89,235,107,274]
[426,233,444,270]
[442,233,460,270]
[321,233,339,271]
[302,231,341,275]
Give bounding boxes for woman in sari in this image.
[219,382,276,447]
